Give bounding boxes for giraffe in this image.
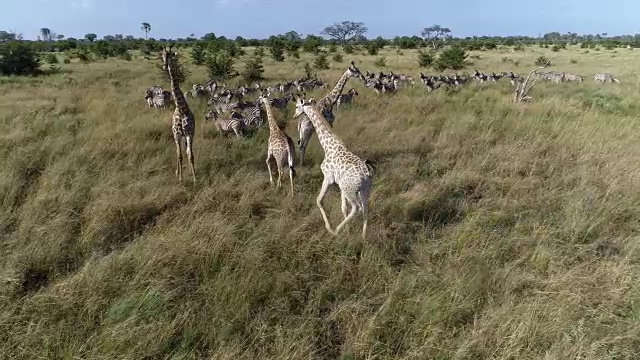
[293,95,375,239]
[161,45,196,183]
[258,91,296,195]
[295,61,366,165]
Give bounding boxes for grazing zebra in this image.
[145,85,171,109]
[563,73,583,83]
[267,93,295,111]
[594,73,620,83]
[191,84,209,98]
[205,110,245,138]
[336,88,359,108]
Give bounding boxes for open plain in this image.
[2,44,640,359]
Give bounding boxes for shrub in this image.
[328,44,337,53]
[241,54,264,83]
[156,52,190,85]
[205,51,237,81]
[254,47,265,58]
[343,44,355,54]
[535,55,551,66]
[332,53,343,62]
[0,42,42,76]
[570,59,578,64]
[191,43,206,65]
[434,46,468,71]
[63,57,71,64]
[374,56,386,67]
[514,44,524,51]
[120,52,132,61]
[313,52,330,69]
[551,45,561,52]
[267,38,285,62]
[44,53,58,65]
[303,63,314,79]
[417,50,434,67]
[366,43,379,56]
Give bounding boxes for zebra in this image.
[145,85,171,109]
[563,73,583,83]
[267,93,295,111]
[336,88,359,109]
[205,110,245,138]
[191,84,209,99]
[594,73,620,83]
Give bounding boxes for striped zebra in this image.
[267,93,295,111]
[145,85,171,109]
[594,73,620,83]
[336,88,359,108]
[205,110,245,138]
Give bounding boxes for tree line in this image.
[2,21,640,76]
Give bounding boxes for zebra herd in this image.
[144,67,621,141]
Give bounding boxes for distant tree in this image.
[322,21,368,45]
[40,28,52,41]
[56,34,65,41]
[303,34,324,53]
[205,51,237,81]
[241,53,265,83]
[434,46,467,70]
[267,36,285,62]
[0,31,17,42]
[191,43,206,65]
[141,22,151,40]
[421,25,451,51]
[85,33,97,42]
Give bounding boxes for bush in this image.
[570,59,578,64]
[254,47,265,58]
[120,52,132,61]
[0,42,42,76]
[366,43,379,56]
[191,43,206,65]
[374,56,386,67]
[267,38,285,62]
[417,50,433,67]
[241,54,264,83]
[343,44,355,54]
[63,57,71,64]
[434,46,467,71]
[332,53,343,62]
[551,45,561,52]
[514,44,524,51]
[535,55,551,66]
[303,62,313,79]
[44,53,58,65]
[328,44,337,53]
[156,52,190,85]
[205,51,237,81]
[313,52,329,69]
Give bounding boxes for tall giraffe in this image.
[293,95,375,239]
[296,61,366,165]
[161,46,196,183]
[258,91,296,195]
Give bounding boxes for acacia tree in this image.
[40,28,52,41]
[141,22,151,40]
[322,21,367,45]
[421,24,451,51]
[85,33,97,42]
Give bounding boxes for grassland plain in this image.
[1,45,640,359]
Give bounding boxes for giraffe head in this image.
[293,94,313,118]
[160,46,177,72]
[257,89,269,106]
[348,61,367,83]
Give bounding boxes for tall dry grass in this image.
[1,45,640,359]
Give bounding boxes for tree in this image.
[421,25,451,51]
[241,53,265,83]
[0,42,41,76]
[40,28,52,41]
[322,21,368,45]
[0,31,17,42]
[56,34,65,41]
[141,23,151,40]
[85,33,97,42]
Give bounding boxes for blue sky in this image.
[3,0,640,40]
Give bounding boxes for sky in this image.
[3,0,640,40]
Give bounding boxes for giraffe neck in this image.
[262,99,280,134]
[167,62,189,115]
[303,105,342,154]
[317,69,353,112]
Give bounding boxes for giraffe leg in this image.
[335,192,358,236]
[317,178,335,235]
[359,190,370,239]
[276,161,283,188]
[174,136,183,182]
[186,136,196,183]
[341,193,349,219]
[266,155,274,186]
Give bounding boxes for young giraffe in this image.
[296,61,366,165]
[294,95,375,239]
[258,91,296,195]
[161,46,196,183]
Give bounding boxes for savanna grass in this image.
[1,45,640,359]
